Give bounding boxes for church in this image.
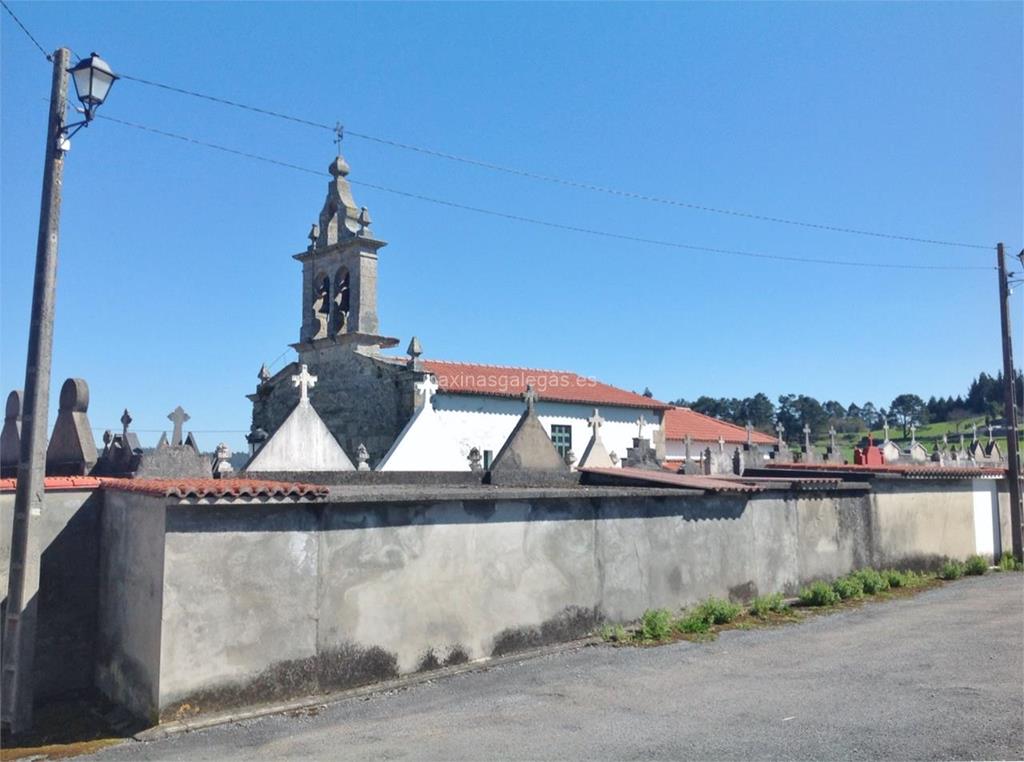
[246,152,669,471]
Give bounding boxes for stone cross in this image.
[971,422,978,441]
[943,433,949,447]
[959,432,966,449]
[775,422,785,446]
[292,364,318,405]
[803,424,811,450]
[588,408,604,432]
[168,405,190,447]
[415,375,439,408]
[882,416,890,442]
[829,426,837,450]
[718,435,726,454]
[120,408,132,439]
[523,384,538,413]
[909,423,917,445]
[986,424,993,442]
[636,415,647,439]
[684,434,692,461]
[745,422,753,446]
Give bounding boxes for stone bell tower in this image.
[291,153,397,357]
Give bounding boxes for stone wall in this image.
[93,478,1012,723]
[0,487,100,701]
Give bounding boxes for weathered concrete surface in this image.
[246,402,355,472]
[83,574,1024,761]
[95,492,167,723]
[108,479,1011,722]
[0,487,99,700]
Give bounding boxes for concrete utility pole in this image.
[1,47,70,735]
[997,242,1023,561]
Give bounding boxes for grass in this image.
[964,555,989,576]
[601,564,962,648]
[998,552,1024,572]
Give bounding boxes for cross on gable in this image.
[415,375,439,407]
[971,422,978,440]
[292,364,318,405]
[167,405,190,446]
[120,409,132,438]
[909,423,917,443]
[775,422,785,444]
[523,384,538,412]
[588,408,604,431]
[882,417,890,439]
[828,426,837,448]
[745,422,753,445]
[636,415,647,439]
[718,435,726,453]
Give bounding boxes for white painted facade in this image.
[377,399,469,472]
[431,394,662,468]
[247,401,355,472]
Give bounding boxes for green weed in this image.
[832,575,865,600]
[799,581,840,607]
[640,608,673,641]
[749,593,789,618]
[964,555,989,576]
[939,559,965,580]
[852,569,889,594]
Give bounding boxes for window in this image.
[550,424,572,458]
[483,450,493,469]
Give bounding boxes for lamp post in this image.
[1,48,116,735]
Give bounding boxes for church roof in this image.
[663,406,776,445]
[420,359,671,410]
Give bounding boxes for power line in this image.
[116,71,994,252]
[96,112,994,273]
[0,0,51,60]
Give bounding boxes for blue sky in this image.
[2,2,1021,452]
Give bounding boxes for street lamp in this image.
[1,47,115,735]
[68,52,118,120]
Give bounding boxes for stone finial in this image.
[803,424,812,450]
[0,389,23,477]
[291,364,318,405]
[120,409,132,438]
[986,424,993,442]
[684,434,692,460]
[609,451,619,465]
[881,416,890,442]
[307,223,319,251]
[909,423,917,445]
[357,207,372,237]
[167,405,190,447]
[959,432,966,449]
[564,449,577,469]
[414,375,439,408]
[407,336,424,370]
[943,432,949,447]
[745,422,753,447]
[213,442,234,478]
[636,414,647,440]
[829,426,838,449]
[258,363,271,384]
[776,422,785,446]
[329,155,350,178]
[407,336,423,359]
[102,429,113,447]
[356,442,370,471]
[970,422,979,442]
[468,446,483,472]
[46,378,98,476]
[523,384,538,413]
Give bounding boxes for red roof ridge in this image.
[423,358,580,375]
[100,478,328,501]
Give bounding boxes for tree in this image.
[739,393,775,430]
[823,400,847,420]
[889,394,927,437]
[860,402,879,429]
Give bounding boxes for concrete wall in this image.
[95,491,167,723]
[121,478,1010,722]
[0,487,100,700]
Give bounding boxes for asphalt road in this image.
[87,574,1024,761]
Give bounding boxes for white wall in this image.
[432,394,662,466]
[665,440,770,463]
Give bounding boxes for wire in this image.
[116,71,994,252]
[0,0,51,60]
[96,113,994,273]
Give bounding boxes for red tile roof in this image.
[579,466,764,493]
[761,463,1007,479]
[100,478,328,501]
[663,407,776,445]
[0,476,102,492]
[421,359,671,410]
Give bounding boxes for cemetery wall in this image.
[0,486,100,700]
[91,480,1012,723]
